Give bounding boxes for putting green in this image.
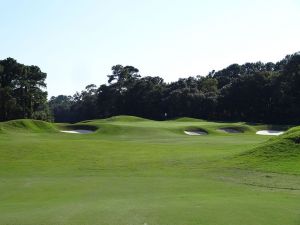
[0,116,299,225]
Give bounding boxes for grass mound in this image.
[236,126,300,173]
[0,119,57,133]
[282,127,300,145]
[104,115,151,122]
[173,117,205,122]
[218,126,246,133]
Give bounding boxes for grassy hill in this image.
[0,119,57,133]
[0,116,299,225]
[173,117,205,122]
[235,126,300,174]
[103,115,152,122]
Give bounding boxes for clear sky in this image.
[0,0,299,97]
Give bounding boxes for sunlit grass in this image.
[0,116,299,225]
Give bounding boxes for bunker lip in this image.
[256,130,284,136]
[60,130,94,134]
[184,130,207,136]
[218,128,243,133]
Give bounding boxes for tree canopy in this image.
[1,52,300,124]
[50,52,300,124]
[0,58,50,121]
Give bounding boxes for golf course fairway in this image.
[0,116,300,225]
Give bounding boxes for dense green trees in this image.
[213,53,300,123]
[48,52,300,124]
[0,58,50,121]
[49,52,300,124]
[1,52,299,124]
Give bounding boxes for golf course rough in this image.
[0,116,300,225]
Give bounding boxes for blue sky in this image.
[0,0,299,97]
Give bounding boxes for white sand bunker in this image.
[61,130,94,134]
[256,130,284,136]
[218,128,242,133]
[184,130,207,136]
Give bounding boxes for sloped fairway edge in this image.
[233,126,300,174]
[0,119,58,133]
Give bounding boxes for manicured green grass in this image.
[234,125,300,174]
[0,116,299,225]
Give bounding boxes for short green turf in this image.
[0,116,299,225]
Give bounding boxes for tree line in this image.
[49,52,300,124]
[1,52,299,124]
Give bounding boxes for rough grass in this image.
[0,116,300,225]
[234,126,300,174]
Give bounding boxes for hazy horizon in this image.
[1,0,299,97]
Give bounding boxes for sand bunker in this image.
[256,130,284,136]
[60,130,94,134]
[218,128,242,133]
[184,130,207,136]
